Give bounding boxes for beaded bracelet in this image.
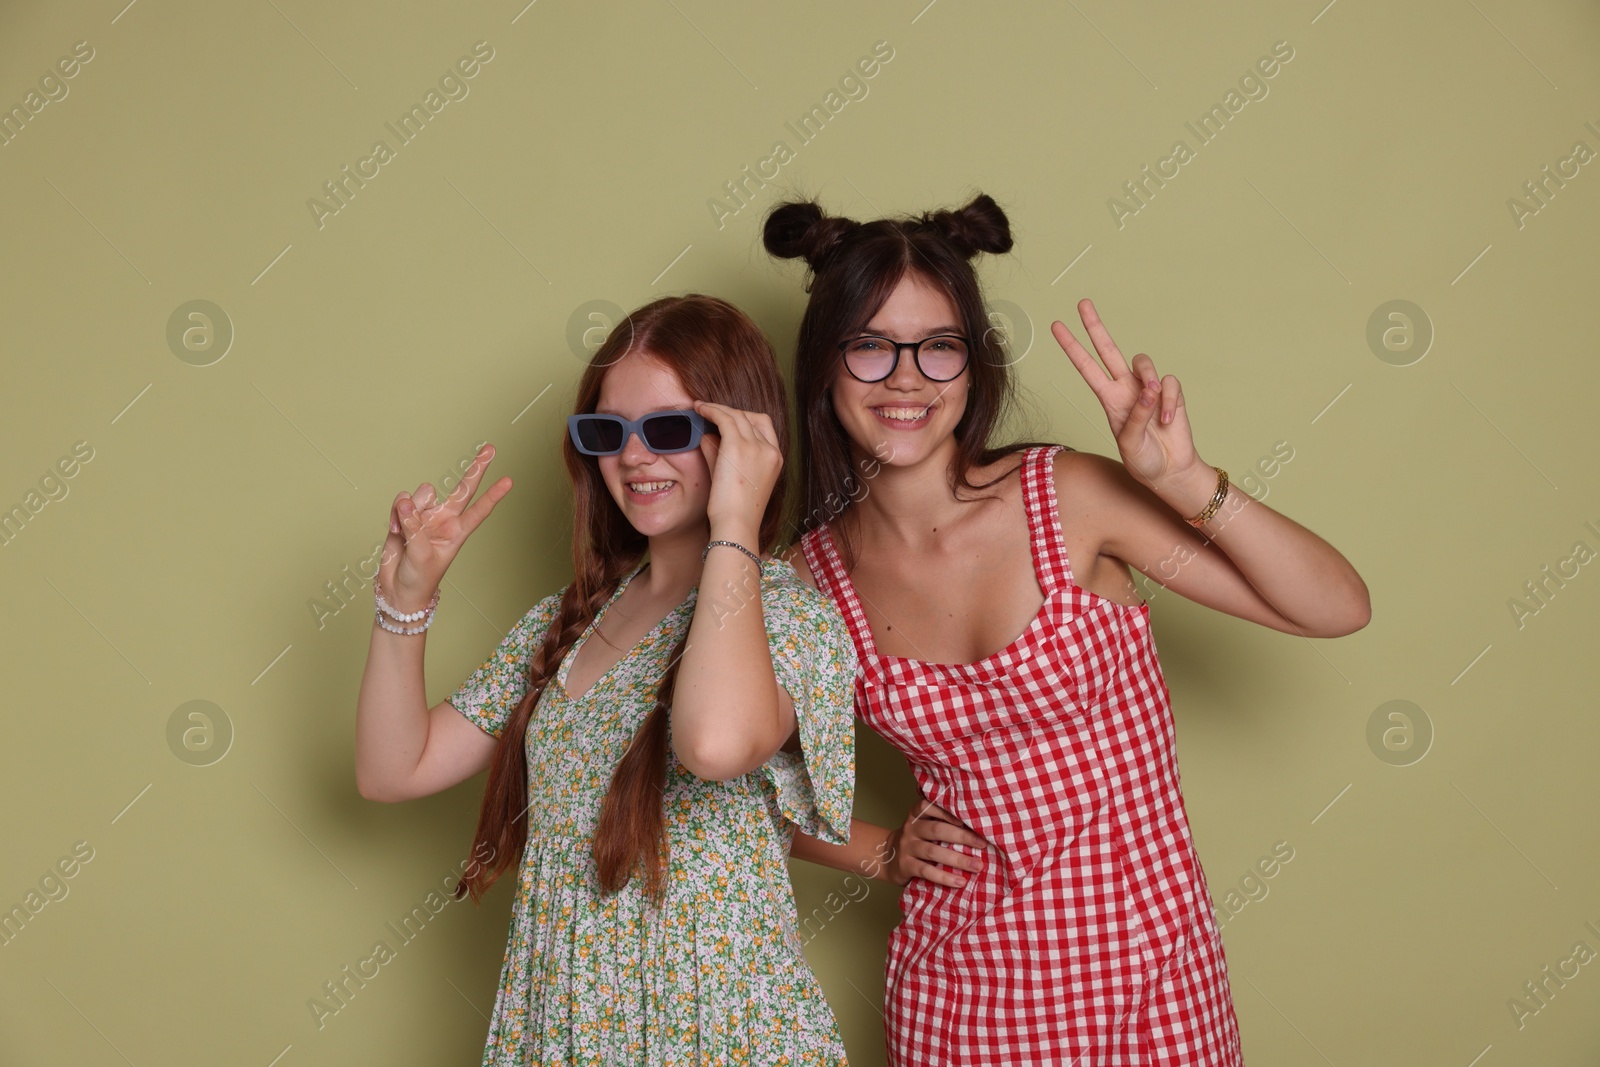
[1185,466,1230,527]
[701,539,763,569]
[373,577,440,635]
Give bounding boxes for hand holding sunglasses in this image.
[690,401,783,551]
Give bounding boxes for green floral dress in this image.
[449,557,858,1066]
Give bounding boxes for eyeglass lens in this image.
[843,336,969,382]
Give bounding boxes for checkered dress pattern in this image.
[801,445,1244,1066]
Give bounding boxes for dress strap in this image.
[799,525,880,662]
[1020,445,1073,593]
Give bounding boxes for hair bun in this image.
[921,193,1013,258]
[763,201,861,273]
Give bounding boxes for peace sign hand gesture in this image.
[378,443,513,612]
[1050,299,1201,489]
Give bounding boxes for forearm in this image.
[791,819,899,884]
[353,593,435,801]
[1157,463,1370,635]
[673,530,786,776]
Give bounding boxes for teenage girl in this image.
[354,294,858,1066]
[766,195,1369,1065]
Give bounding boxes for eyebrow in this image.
[855,324,965,337]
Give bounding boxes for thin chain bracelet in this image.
[701,539,763,569]
[1185,466,1230,527]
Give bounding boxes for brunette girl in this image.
[768,195,1369,1065]
[354,294,858,1066]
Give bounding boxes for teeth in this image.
[628,481,674,493]
[875,406,928,421]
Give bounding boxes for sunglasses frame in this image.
[566,409,713,456]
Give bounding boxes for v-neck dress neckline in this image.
[555,558,696,704]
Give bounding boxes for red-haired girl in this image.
[355,294,858,1066]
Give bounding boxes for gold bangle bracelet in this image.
[1186,466,1229,527]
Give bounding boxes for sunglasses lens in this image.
[641,414,695,452]
[575,417,625,454]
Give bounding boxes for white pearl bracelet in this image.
[374,578,439,635]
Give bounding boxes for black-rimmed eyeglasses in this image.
[836,334,971,383]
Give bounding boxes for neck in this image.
[845,435,971,549]
[639,519,712,601]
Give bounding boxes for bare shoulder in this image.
[1050,448,1144,558]
[970,450,1029,489]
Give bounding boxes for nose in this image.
[617,428,655,466]
[884,343,929,391]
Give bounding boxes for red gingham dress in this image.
[800,445,1244,1066]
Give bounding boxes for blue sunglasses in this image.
[567,409,714,456]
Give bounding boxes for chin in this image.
[850,421,955,468]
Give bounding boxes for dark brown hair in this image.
[454,294,789,904]
[763,192,1061,563]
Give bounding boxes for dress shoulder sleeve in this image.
[754,561,858,845]
[448,589,566,740]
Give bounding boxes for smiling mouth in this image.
[871,404,931,424]
[626,480,676,496]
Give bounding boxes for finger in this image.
[456,475,513,539]
[382,495,409,576]
[910,858,971,888]
[1128,352,1160,391]
[911,839,984,873]
[711,403,756,442]
[1120,376,1161,449]
[921,820,994,852]
[412,483,439,511]
[910,812,993,853]
[396,492,423,541]
[1127,355,1162,423]
[692,399,738,434]
[1078,298,1132,382]
[1160,375,1181,426]
[749,411,780,449]
[443,443,496,513]
[1049,320,1111,394]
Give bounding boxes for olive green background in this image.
[3,1,1598,1064]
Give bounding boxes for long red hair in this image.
[453,294,789,904]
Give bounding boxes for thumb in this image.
[379,497,409,585]
[1120,378,1160,449]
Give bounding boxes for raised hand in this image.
[1050,298,1202,488]
[377,443,513,612]
[692,401,783,546]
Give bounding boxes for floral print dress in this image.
[449,557,858,1066]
